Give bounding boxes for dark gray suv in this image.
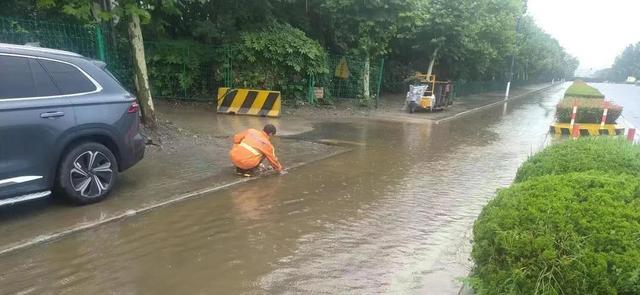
[0,43,145,205]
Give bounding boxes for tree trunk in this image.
[362,52,370,100]
[128,14,157,129]
[426,46,440,77]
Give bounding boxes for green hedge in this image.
[515,138,640,182]
[555,98,622,124]
[471,138,640,294]
[564,80,605,99]
[470,172,640,295]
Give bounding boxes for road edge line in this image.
[0,148,352,257]
[435,83,561,124]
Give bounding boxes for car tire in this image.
[57,142,118,205]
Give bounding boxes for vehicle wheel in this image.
[409,101,417,113]
[57,142,118,205]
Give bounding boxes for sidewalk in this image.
[367,83,559,124]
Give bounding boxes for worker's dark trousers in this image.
[236,166,258,175]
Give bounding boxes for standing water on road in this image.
[0,85,567,294]
[591,83,640,127]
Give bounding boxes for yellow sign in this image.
[335,57,350,79]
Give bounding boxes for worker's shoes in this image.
[235,167,255,177]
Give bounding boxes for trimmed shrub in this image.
[555,98,622,124]
[515,137,640,182]
[233,23,329,101]
[470,172,640,295]
[564,80,605,99]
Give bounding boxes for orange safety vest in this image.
[229,129,283,171]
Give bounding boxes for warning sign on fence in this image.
[314,87,324,99]
[335,57,350,79]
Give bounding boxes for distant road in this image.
[591,83,640,127]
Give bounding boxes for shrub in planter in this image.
[555,98,622,124]
[515,137,640,182]
[470,172,640,295]
[564,80,605,99]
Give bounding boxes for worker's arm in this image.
[233,130,248,144]
[261,144,283,172]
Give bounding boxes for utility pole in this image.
[505,1,528,100]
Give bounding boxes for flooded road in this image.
[591,83,640,127]
[0,84,566,294]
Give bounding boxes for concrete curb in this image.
[435,83,561,124]
[0,147,352,257]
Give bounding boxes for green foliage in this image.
[145,41,227,99]
[555,98,622,124]
[610,42,640,82]
[564,81,605,98]
[515,138,640,182]
[382,60,414,93]
[233,22,329,100]
[320,0,423,56]
[516,17,579,81]
[5,0,579,99]
[471,172,640,295]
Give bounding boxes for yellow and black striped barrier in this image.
[549,123,625,136]
[217,87,281,117]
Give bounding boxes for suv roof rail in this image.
[0,43,83,57]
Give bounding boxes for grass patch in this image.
[564,80,605,99]
[515,137,640,182]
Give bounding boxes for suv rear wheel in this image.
[57,142,118,204]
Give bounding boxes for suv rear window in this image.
[39,59,96,95]
[0,55,36,99]
[29,58,60,97]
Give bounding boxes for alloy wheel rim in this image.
[70,151,113,198]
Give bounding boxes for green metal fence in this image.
[0,17,135,91]
[0,17,384,105]
[0,17,102,58]
[144,41,232,101]
[310,54,385,104]
[452,80,506,99]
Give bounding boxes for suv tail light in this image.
[128,102,140,113]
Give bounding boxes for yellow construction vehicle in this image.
[406,73,453,113]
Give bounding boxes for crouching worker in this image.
[229,124,284,176]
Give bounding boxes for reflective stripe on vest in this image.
[240,142,261,156]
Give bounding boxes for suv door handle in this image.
[40,111,65,119]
